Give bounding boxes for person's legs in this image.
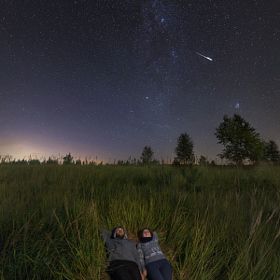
[146,262,165,280]
[110,267,133,280]
[108,260,141,280]
[126,261,142,280]
[158,259,173,280]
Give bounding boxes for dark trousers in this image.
[146,259,172,280]
[108,260,141,280]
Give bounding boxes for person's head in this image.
[138,228,153,242]
[111,226,128,239]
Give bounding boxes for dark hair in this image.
[111,226,127,239]
[137,228,153,240]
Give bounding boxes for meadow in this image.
[0,164,279,279]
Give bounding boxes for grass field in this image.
[0,164,279,279]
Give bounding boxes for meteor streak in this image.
[196,52,213,61]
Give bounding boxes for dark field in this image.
[0,164,279,279]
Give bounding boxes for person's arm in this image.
[153,231,159,241]
[136,243,146,275]
[101,229,111,243]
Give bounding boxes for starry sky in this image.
[1,0,280,162]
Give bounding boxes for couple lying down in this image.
[102,226,172,280]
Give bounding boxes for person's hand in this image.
[141,269,147,279]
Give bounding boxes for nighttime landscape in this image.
[1,1,280,279]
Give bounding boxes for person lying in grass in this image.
[137,228,172,280]
[101,226,146,280]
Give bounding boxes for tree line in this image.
[1,114,279,166]
[142,114,280,166]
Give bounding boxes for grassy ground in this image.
[0,164,279,279]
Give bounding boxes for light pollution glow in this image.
[0,137,105,162]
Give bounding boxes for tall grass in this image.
[0,164,279,279]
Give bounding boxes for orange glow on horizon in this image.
[0,137,105,162]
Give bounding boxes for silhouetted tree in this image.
[215,114,264,165]
[264,140,280,163]
[28,159,41,165]
[198,155,208,166]
[172,158,180,166]
[63,153,74,165]
[14,159,28,165]
[0,155,13,164]
[46,157,58,164]
[175,133,194,165]
[141,146,154,164]
[210,160,216,166]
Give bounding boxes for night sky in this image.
[1,0,280,162]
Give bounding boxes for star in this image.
[235,102,240,110]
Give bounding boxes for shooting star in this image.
[196,52,213,61]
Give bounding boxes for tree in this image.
[46,157,58,165]
[28,159,41,165]
[175,133,194,165]
[264,140,280,163]
[0,155,13,164]
[140,146,154,164]
[215,114,264,165]
[198,155,208,166]
[63,153,74,165]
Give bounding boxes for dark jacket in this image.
[101,228,143,272]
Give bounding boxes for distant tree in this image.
[198,155,208,166]
[215,114,264,165]
[75,159,82,165]
[14,159,28,165]
[0,155,13,164]
[46,157,58,164]
[264,140,280,163]
[28,159,41,165]
[175,133,194,165]
[172,158,181,166]
[141,146,154,164]
[63,153,74,165]
[210,160,216,166]
[151,159,160,165]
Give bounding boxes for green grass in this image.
[0,164,280,279]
